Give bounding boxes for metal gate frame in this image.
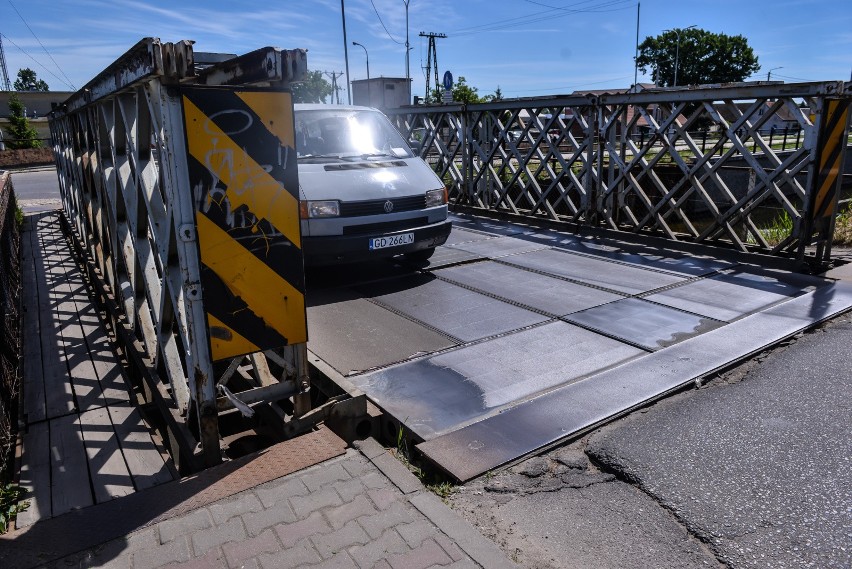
[389,81,852,266]
[49,38,315,470]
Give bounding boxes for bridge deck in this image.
[307,213,852,481]
[16,211,176,527]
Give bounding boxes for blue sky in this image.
[1,0,851,99]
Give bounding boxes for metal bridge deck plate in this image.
[416,281,852,481]
[564,297,724,351]
[306,216,852,482]
[348,321,645,439]
[645,269,822,322]
[434,261,624,316]
[306,288,457,376]
[501,248,688,294]
[357,274,550,342]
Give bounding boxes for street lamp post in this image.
[767,66,783,81]
[352,41,371,105]
[665,24,696,87]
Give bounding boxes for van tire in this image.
[404,248,435,263]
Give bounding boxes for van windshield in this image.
[294,109,414,160]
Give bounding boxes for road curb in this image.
[355,437,519,569]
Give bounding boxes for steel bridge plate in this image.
[347,321,644,439]
[304,216,852,483]
[306,288,457,376]
[564,298,724,351]
[448,234,551,258]
[416,281,852,481]
[501,248,687,294]
[358,274,549,342]
[434,261,624,316]
[644,269,822,322]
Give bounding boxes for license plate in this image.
[370,232,414,250]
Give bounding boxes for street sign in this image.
[443,70,453,91]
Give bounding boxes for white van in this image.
[295,104,451,265]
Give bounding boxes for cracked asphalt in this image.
[449,311,852,569]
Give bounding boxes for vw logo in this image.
[383,200,394,213]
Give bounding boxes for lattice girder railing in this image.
[391,82,850,265]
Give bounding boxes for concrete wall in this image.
[0,91,74,119]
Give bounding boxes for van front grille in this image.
[339,195,426,217]
[342,217,429,235]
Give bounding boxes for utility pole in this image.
[341,0,352,104]
[767,67,783,81]
[404,0,411,103]
[0,35,12,91]
[324,71,344,104]
[419,31,446,102]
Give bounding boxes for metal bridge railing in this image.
[389,81,852,266]
[49,38,317,471]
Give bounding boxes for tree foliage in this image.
[427,79,504,104]
[6,93,42,149]
[14,68,49,91]
[636,28,760,87]
[291,70,334,104]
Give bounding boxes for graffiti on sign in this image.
[182,87,307,361]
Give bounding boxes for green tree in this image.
[451,76,483,104]
[483,86,504,102]
[14,68,49,91]
[7,93,42,149]
[291,70,333,103]
[636,28,760,87]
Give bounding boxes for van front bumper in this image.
[302,219,452,266]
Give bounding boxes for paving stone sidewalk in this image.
[35,439,515,569]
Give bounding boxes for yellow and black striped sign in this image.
[181,86,306,361]
[812,99,851,220]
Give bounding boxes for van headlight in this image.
[300,200,340,219]
[425,187,448,207]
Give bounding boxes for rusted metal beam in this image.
[193,47,307,86]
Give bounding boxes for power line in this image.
[450,0,634,37]
[9,1,76,89]
[370,0,404,45]
[0,31,75,90]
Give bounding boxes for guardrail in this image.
[388,81,852,266]
[0,172,21,480]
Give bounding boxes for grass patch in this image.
[392,424,457,501]
[0,483,29,533]
[834,203,852,246]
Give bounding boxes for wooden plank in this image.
[79,407,135,502]
[21,225,46,424]
[107,404,176,490]
[14,422,51,528]
[35,230,75,420]
[49,414,93,516]
[75,302,130,405]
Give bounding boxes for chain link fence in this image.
[0,172,21,480]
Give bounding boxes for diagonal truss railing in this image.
[49,38,317,471]
[388,81,852,266]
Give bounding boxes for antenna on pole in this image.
[419,32,446,102]
[0,35,12,91]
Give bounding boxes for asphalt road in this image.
[450,310,852,569]
[6,167,62,210]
